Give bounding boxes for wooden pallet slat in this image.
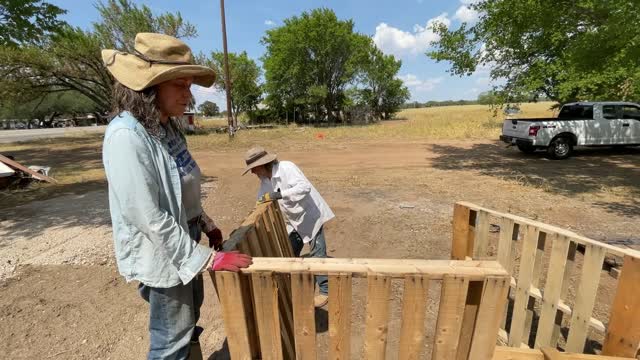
[473,210,490,259]
[509,225,540,347]
[457,281,484,360]
[214,272,253,360]
[291,272,317,360]
[523,231,548,345]
[251,272,283,360]
[432,275,470,360]
[452,204,477,260]
[535,235,571,348]
[468,276,510,360]
[363,274,392,360]
[238,257,508,279]
[398,275,429,360]
[329,273,352,360]
[497,218,517,270]
[603,256,640,357]
[565,244,606,352]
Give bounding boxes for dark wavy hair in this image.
[109,81,185,137]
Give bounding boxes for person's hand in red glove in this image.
[210,251,253,272]
[206,228,223,250]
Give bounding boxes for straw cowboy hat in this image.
[101,33,216,91]
[243,146,277,175]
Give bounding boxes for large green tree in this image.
[262,8,366,121]
[358,45,410,119]
[205,51,261,124]
[262,8,408,122]
[197,100,220,117]
[428,0,640,104]
[0,0,197,116]
[0,0,67,47]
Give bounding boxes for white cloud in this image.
[372,13,451,57]
[454,5,479,23]
[192,85,226,110]
[460,0,480,4]
[264,19,276,26]
[398,74,443,92]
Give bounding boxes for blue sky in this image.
[49,0,492,109]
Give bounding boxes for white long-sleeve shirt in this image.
[257,161,334,243]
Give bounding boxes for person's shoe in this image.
[314,294,328,308]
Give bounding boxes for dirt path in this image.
[1,140,638,358]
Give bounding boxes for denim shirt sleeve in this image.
[105,127,211,284]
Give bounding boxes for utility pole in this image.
[220,0,234,137]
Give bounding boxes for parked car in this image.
[500,101,640,159]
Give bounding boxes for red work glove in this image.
[210,251,253,272]
[206,228,223,250]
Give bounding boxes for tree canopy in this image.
[261,8,408,122]
[0,0,67,47]
[428,0,640,104]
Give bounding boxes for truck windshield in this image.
[558,105,594,119]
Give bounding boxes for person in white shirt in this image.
[243,146,334,307]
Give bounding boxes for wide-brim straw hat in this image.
[101,33,216,91]
[242,146,277,175]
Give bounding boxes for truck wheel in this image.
[517,143,536,154]
[547,137,573,159]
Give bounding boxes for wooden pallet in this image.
[452,202,640,358]
[215,257,511,360]
[212,201,296,359]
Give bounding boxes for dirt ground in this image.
[1,137,639,359]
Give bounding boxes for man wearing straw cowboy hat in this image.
[243,146,335,307]
[101,33,252,360]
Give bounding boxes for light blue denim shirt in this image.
[102,112,212,288]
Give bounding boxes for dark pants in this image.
[138,223,205,360]
[289,227,329,295]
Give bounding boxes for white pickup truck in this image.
[500,102,640,159]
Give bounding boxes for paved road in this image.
[0,126,106,144]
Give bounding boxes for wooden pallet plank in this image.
[261,211,284,257]
[456,281,484,360]
[214,272,253,360]
[497,218,517,270]
[329,273,352,360]
[565,244,606,352]
[291,272,317,360]
[363,274,392,360]
[509,225,540,347]
[246,227,263,256]
[251,272,283,360]
[535,235,571,349]
[551,241,577,346]
[523,231,547,345]
[432,275,470,360]
[268,203,293,257]
[468,276,510,360]
[499,219,520,335]
[238,258,508,279]
[398,275,429,360]
[473,210,490,259]
[452,204,477,260]
[277,273,297,360]
[603,255,640,357]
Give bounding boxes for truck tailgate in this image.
[502,119,533,138]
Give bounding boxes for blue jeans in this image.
[138,223,205,360]
[289,227,329,295]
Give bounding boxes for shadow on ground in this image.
[430,142,640,217]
